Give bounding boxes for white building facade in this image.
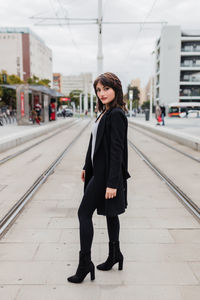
[0,27,52,83]
[61,73,92,96]
[155,26,200,105]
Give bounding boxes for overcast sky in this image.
[1,0,200,91]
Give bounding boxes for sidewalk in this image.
[129,114,200,152]
[0,118,76,153]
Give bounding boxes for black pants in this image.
[78,176,120,254]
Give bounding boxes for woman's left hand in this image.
[105,187,117,199]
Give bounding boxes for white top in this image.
[91,120,100,166]
[91,112,105,166]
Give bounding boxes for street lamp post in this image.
[150,50,155,121]
[79,93,83,116]
[129,90,133,118]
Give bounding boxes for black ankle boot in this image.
[97,241,124,271]
[67,251,95,283]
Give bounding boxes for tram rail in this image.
[0,119,79,166]
[128,139,200,221]
[129,123,200,163]
[0,120,90,238]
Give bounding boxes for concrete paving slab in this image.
[0,262,49,284]
[169,229,200,243]
[12,216,51,229]
[148,216,200,229]
[0,286,20,300]
[180,286,200,300]
[189,262,200,282]
[48,217,80,229]
[121,243,200,262]
[96,262,198,285]
[0,244,38,260]
[100,285,182,300]
[1,228,62,243]
[16,285,100,300]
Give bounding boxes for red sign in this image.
[20,92,25,117]
[60,97,71,102]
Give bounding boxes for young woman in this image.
[67,72,131,284]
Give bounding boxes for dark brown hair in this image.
[93,72,128,112]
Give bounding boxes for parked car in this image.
[57,108,63,117]
[180,110,200,118]
[63,108,73,117]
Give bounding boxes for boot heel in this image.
[118,258,123,270]
[90,266,95,281]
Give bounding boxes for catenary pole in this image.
[97,0,103,75]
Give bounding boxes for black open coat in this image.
[83,107,131,216]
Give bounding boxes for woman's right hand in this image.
[81,170,86,182]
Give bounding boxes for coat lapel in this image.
[93,108,113,157]
[93,112,106,156]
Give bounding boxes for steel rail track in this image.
[0,120,90,238]
[0,119,79,166]
[129,123,200,163]
[128,139,200,221]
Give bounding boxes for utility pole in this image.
[79,92,82,115]
[150,50,155,121]
[150,76,153,121]
[90,75,94,118]
[97,0,103,75]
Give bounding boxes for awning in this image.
[0,84,65,97]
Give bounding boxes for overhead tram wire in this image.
[48,0,84,65]
[125,0,161,63]
[30,0,167,74]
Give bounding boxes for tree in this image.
[141,100,150,110]
[0,71,24,108]
[69,90,83,108]
[27,75,51,87]
[127,85,140,109]
[7,74,23,85]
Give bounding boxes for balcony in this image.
[180,96,200,100]
[180,89,200,97]
[180,80,200,86]
[180,62,200,71]
[181,47,200,52]
[181,62,200,67]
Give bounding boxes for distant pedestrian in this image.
[32,109,40,125]
[0,110,3,126]
[67,72,131,284]
[155,102,162,125]
[35,102,42,123]
[185,107,188,118]
[160,105,166,126]
[35,102,42,116]
[6,107,11,124]
[94,105,98,118]
[49,104,52,121]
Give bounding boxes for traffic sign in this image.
[60,97,71,102]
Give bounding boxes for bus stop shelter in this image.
[0,84,64,125]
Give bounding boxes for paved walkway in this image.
[0,117,78,153]
[0,124,199,299]
[0,118,74,141]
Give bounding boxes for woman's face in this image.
[96,82,115,106]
